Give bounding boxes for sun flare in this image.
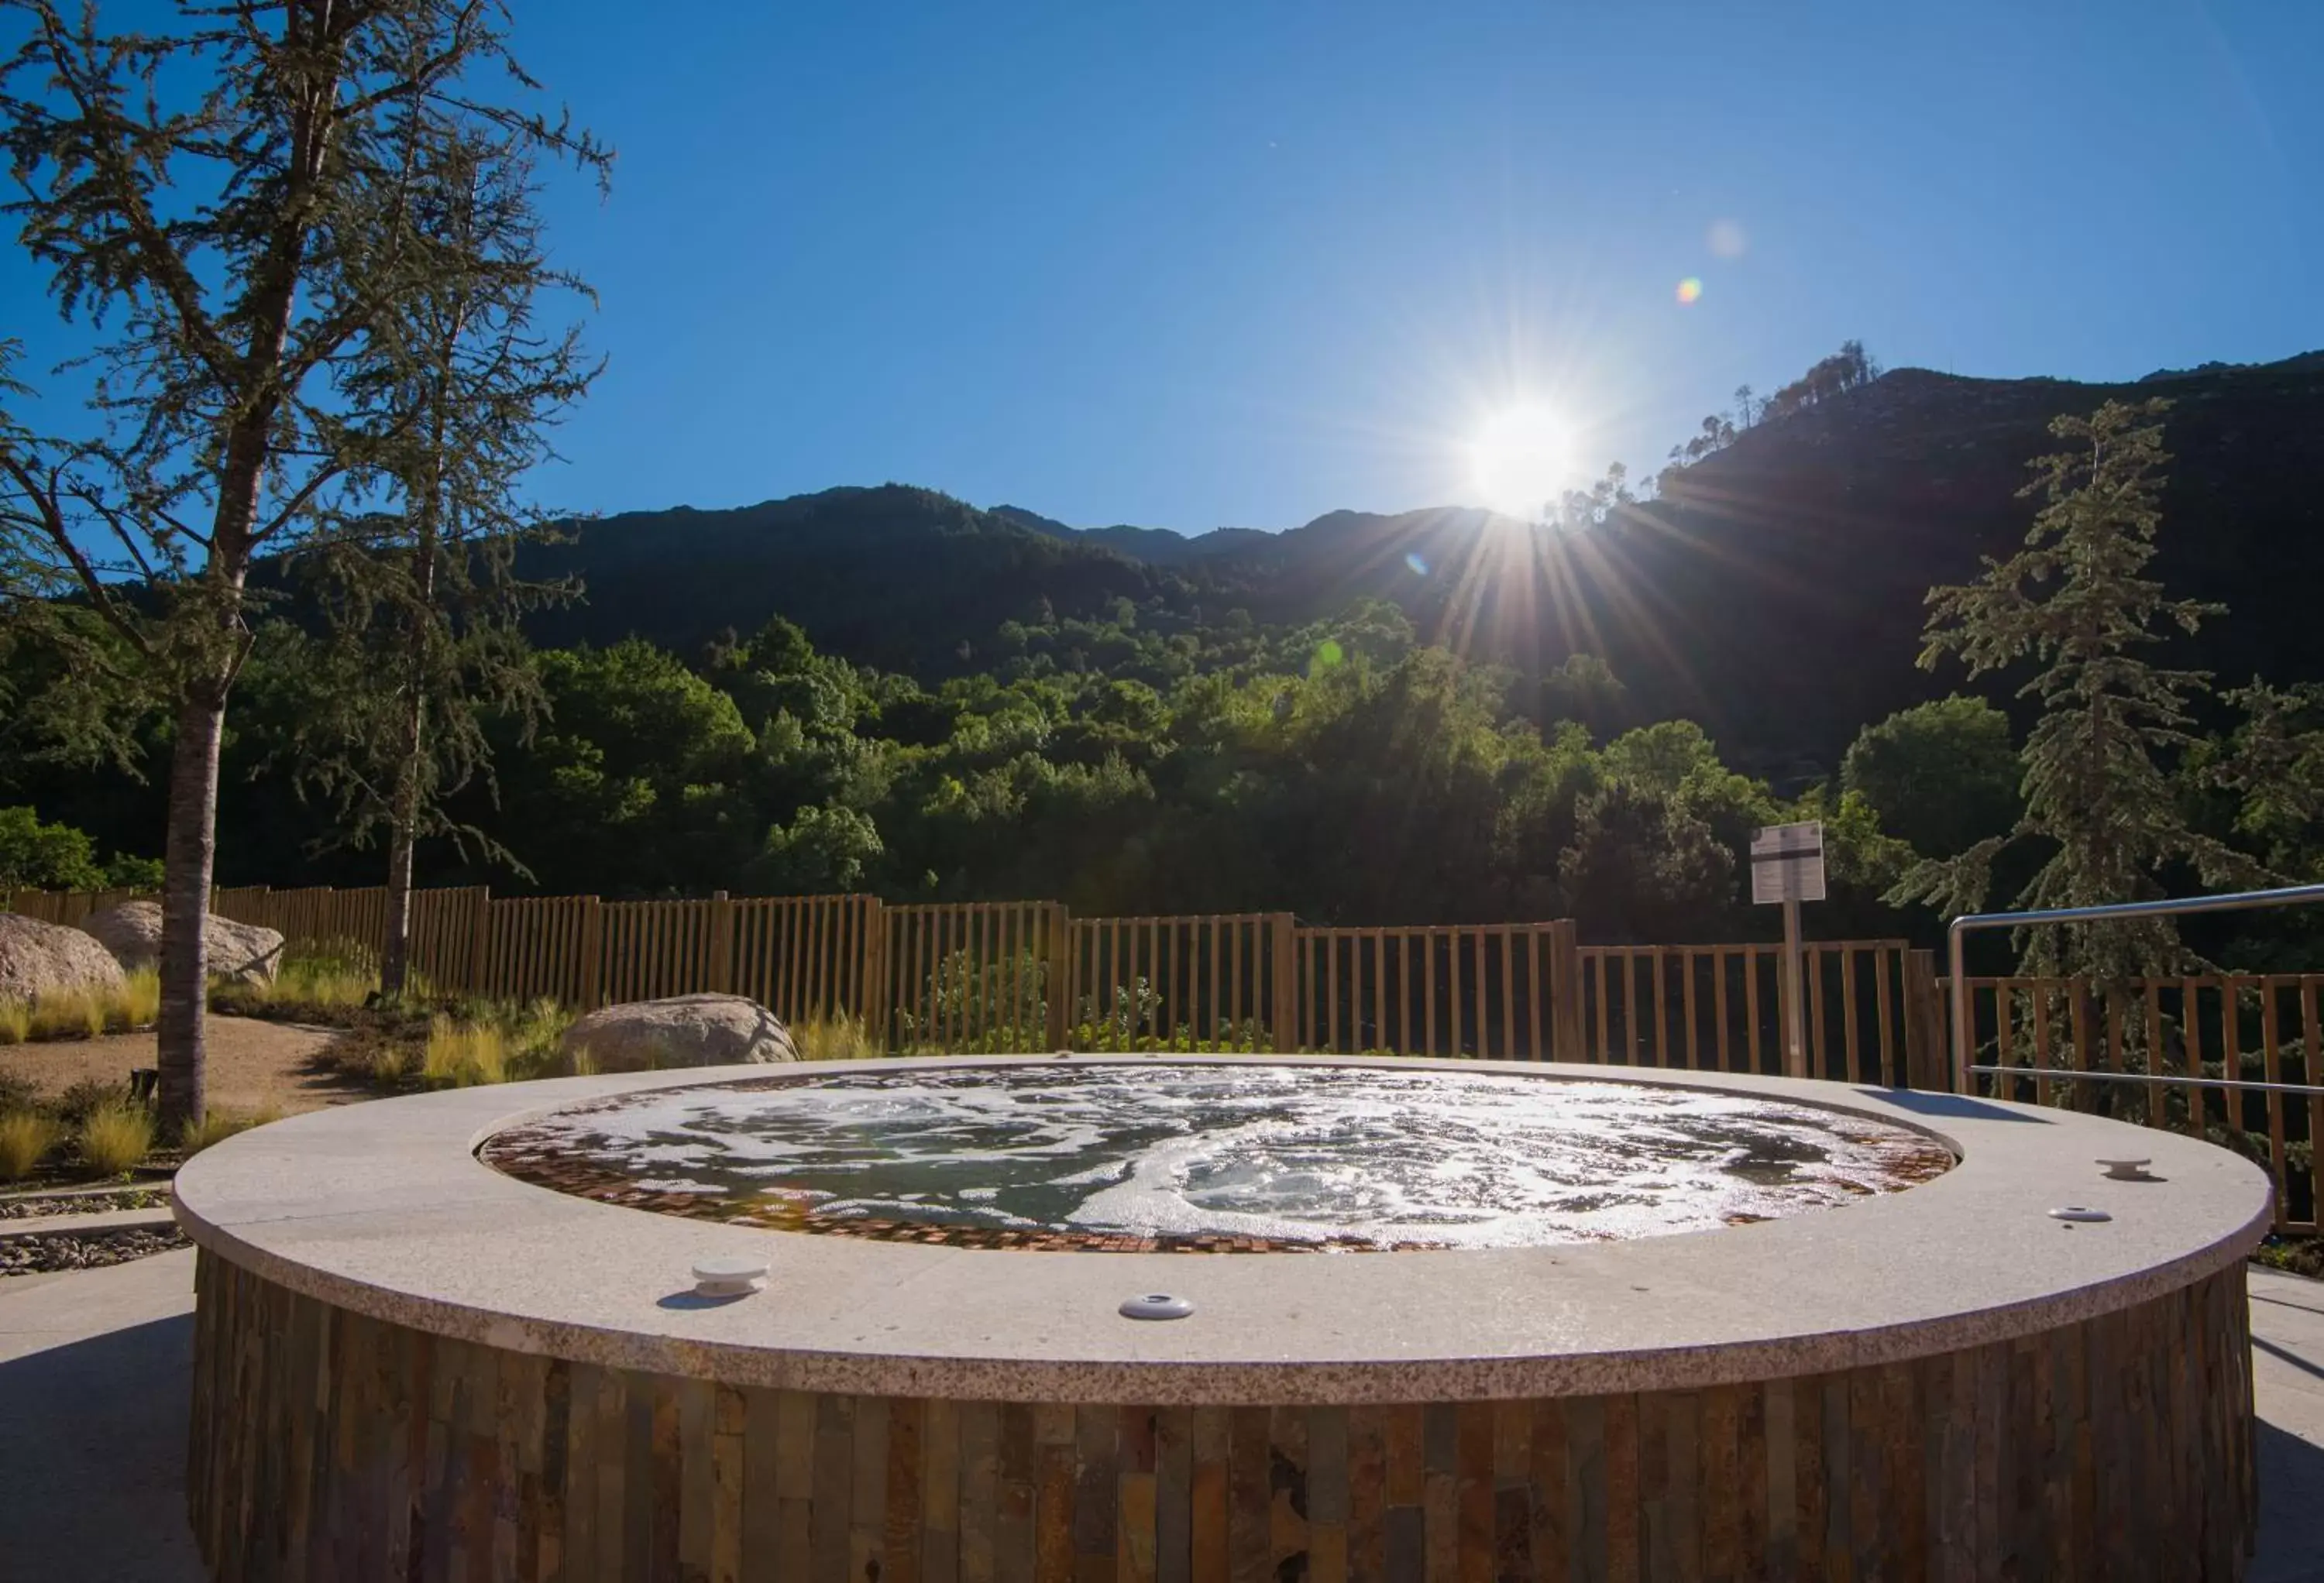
[1470,405,1573,520]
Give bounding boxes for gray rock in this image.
[559,993,798,1073]
[77,900,285,987]
[0,912,129,1004]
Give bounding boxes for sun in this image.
[1470,405,1573,519]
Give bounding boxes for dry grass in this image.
[75,1101,154,1176]
[27,986,108,1041]
[793,1013,878,1062]
[0,1111,63,1180]
[115,967,160,1030]
[420,998,573,1088]
[423,1016,509,1087]
[177,1104,283,1156]
[0,970,161,1045]
[212,937,381,1018]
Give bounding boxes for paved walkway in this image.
[2,1254,2321,1581]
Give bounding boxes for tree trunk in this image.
[380,670,425,998]
[379,527,438,999]
[157,685,228,1131]
[380,812,417,998]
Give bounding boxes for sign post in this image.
[1750,821,1825,1080]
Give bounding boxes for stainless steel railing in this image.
[1947,882,2324,1094]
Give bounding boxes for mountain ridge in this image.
[515,349,2324,762]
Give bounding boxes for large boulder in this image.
[0,912,129,1003]
[559,993,798,1073]
[77,900,285,987]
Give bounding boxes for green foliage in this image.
[0,804,99,890]
[1557,783,1734,943]
[1843,697,2022,859]
[1893,400,2257,977]
[897,949,1050,1054]
[0,804,154,892]
[2208,682,2324,880]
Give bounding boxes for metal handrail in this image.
[1947,882,2324,1094]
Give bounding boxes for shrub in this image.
[51,1077,129,1127]
[793,1013,878,1063]
[0,1111,63,1180]
[0,1069,41,1112]
[75,1101,154,1176]
[177,1105,281,1156]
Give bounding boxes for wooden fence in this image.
[7,882,2313,1229]
[1955,973,2322,1232]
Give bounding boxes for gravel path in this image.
[0,1013,363,1115]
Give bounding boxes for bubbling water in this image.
[490,1064,1953,1248]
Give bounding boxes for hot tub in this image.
[174,1056,2270,1580]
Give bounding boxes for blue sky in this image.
[9,2,2322,534]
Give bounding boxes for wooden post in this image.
[1779,898,1809,1080]
[1043,903,1073,1050]
[1269,913,1298,1052]
[1902,948,1944,1091]
[1547,919,1585,1064]
[466,886,493,999]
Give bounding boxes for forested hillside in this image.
[9,350,2322,961]
[507,351,2324,768]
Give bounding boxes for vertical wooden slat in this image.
[1472,929,1489,1061]
[1838,946,1862,1086]
[1425,932,1441,1059]
[2032,979,2054,1109]
[1526,929,1545,1063]
[2183,978,2207,1140]
[1398,935,1413,1057]
[1875,949,1898,1089]
[1500,931,1517,1063]
[1327,930,1342,1054]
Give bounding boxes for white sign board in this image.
[1750,821,1826,905]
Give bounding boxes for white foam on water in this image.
[503,1065,1951,1248]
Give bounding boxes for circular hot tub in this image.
[174,1056,2270,1581]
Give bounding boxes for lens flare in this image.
[1707,220,1747,258]
[1404,552,1428,576]
[1675,277,1703,305]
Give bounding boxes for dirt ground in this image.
[0,1015,366,1117]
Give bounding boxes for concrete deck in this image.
[2,1253,2319,1579]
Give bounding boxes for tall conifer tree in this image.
[1890,398,2254,978]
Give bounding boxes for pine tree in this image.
[0,2,606,1128]
[280,122,595,998]
[1889,398,2255,978]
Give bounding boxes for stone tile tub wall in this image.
[187,1250,2254,1581]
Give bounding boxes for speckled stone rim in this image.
[172,1056,2275,1406]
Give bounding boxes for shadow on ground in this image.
[2256,1417,2324,1583]
[0,1311,204,1581]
